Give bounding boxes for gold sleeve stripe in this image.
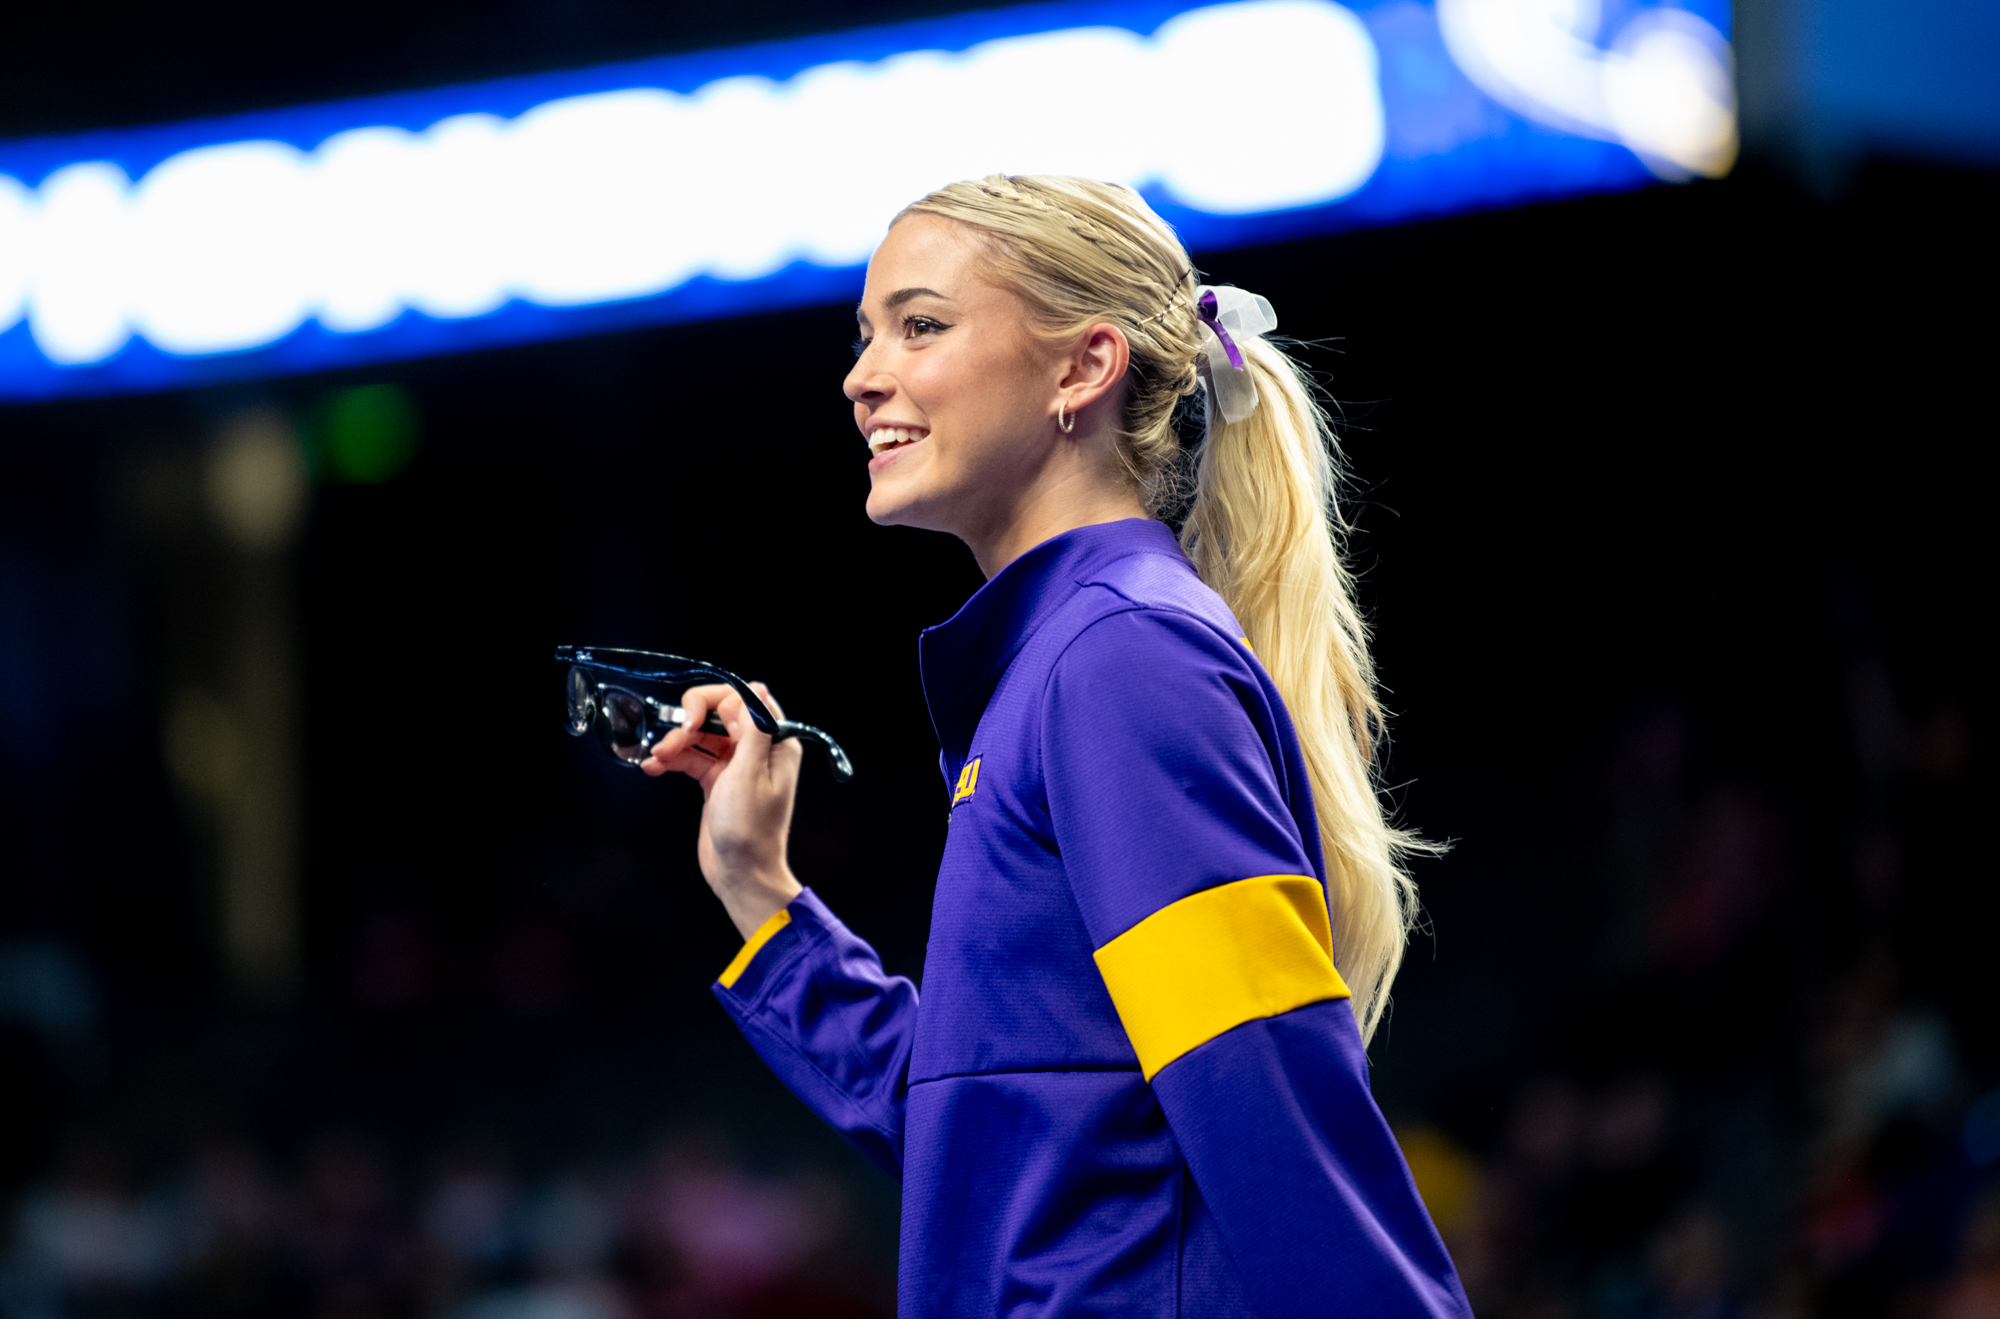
[718,906,793,989]
[1092,875,1350,1080]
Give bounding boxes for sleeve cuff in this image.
[718,904,794,990]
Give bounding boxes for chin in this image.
[865,482,948,534]
[864,487,914,528]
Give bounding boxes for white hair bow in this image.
[1193,285,1279,427]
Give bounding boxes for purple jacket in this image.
[713,518,1470,1317]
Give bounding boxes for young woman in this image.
[642,175,1471,1317]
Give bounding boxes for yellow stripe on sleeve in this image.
[718,906,793,990]
[1092,875,1351,1080]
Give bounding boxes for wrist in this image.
[716,866,803,941]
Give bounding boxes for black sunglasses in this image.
[556,645,854,782]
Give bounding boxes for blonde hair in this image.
[901,174,1430,1043]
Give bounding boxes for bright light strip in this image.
[0,0,1730,401]
[1437,0,1736,178]
[11,1,1383,365]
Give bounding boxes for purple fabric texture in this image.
[715,890,914,1177]
[714,519,1470,1318]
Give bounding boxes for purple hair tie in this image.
[1196,288,1246,372]
[1190,285,1279,426]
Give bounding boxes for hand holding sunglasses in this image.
[557,646,854,782]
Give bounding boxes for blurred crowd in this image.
[0,1128,885,1319]
[1391,667,1995,1319]
[1400,1006,2000,1318]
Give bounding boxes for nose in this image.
[843,343,892,407]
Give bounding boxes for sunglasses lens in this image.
[597,688,654,764]
[565,667,595,736]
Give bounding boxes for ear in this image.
[1054,322,1130,423]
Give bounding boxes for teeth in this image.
[868,426,926,456]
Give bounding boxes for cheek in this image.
[907,348,983,409]
[927,345,1035,427]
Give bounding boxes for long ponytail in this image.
[1180,339,1426,1042]
[903,175,1429,1042]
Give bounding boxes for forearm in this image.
[1153,1004,1470,1319]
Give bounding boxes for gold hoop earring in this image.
[1057,403,1075,434]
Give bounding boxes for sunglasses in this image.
[557,645,854,782]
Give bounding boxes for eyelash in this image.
[852,314,953,358]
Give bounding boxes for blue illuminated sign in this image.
[0,0,1733,401]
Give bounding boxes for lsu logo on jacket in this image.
[951,756,982,808]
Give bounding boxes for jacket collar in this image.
[919,518,1183,763]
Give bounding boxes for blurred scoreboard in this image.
[0,0,1735,400]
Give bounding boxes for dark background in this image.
[1,2,1994,1315]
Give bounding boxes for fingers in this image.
[745,683,804,786]
[642,682,737,777]
[641,732,721,779]
[677,682,736,734]
[750,681,787,721]
[716,687,773,757]
[637,681,794,780]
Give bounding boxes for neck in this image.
[962,463,1148,578]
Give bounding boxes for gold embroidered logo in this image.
[951,756,982,808]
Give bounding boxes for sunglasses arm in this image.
[774,720,856,783]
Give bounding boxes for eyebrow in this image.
[856,286,950,325]
[886,286,947,309]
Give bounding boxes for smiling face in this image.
[844,215,1068,550]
